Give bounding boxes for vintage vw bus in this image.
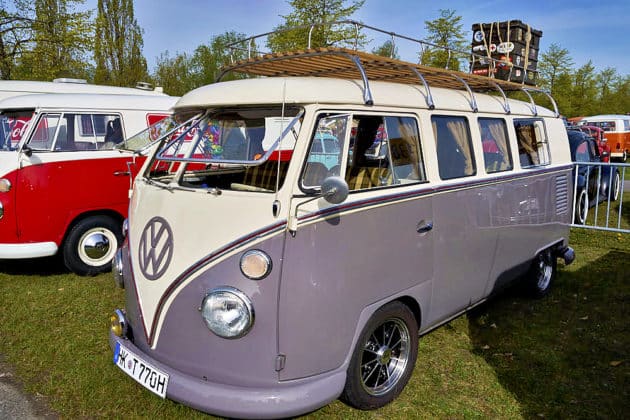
[0,93,177,275]
[578,114,630,162]
[109,47,575,418]
[0,78,164,101]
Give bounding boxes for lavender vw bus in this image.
[108,41,575,418]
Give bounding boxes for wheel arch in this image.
[344,291,425,369]
[396,295,422,332]
[61,209,124,248]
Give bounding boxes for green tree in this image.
[371,39,399,59]
[420,9,467,70]
[0,0,35,79]
[94,0,147,86]
[594,67,618,112]
[189,31,250,85]
[538,43,573,93]
[152,31,250,96]
[569,61,598,117]
[152,51,193,96]
[267,0,365,52]
[11,0,92,81]
[607,75,630,115]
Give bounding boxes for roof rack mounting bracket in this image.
[348,54,374,106]
[522,87,560,118]
[451,74,478,112]
[408,67,435,110]
[489,81,511,114]
[519,88,538,116]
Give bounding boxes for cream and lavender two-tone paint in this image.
[108,72,574,419]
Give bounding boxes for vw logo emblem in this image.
[138,217,174,280]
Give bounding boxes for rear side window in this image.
[479,118,512,173]
[514,118,550,167]
[431,115,475,180]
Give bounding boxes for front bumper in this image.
[108,330,346,419]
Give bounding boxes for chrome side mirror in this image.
[321,176,349,204]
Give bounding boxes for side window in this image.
[302,114,349,188]
[431,115,475,180]
[27,113,61,151]
[383,116,426,183]
[302,114,425,191]
[27,113,123,152]
[479,118,513,173]
[514,118,550,167]
[575,141,589,162]
[345,115,425,191]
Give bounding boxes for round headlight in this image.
[0,178,11,193]
[240,250,272,280]
[201,287,254,339]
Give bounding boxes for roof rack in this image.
[218,21,558,117]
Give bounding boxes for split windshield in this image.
[115,112,198,152]
[0,111,34,151]
[145,106,302,193]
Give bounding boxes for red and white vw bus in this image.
[0,78,165,101]
[0,92,178,275]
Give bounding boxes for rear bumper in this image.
[0,242,57,259]
[108,331,346,419]
[557,246,575,265]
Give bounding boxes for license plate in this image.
[113,341,169,398]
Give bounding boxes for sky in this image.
[107,0,630,76]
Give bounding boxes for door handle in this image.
[113,171,131,176]
[417,220,433,233]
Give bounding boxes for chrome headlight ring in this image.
[200,287,254,339]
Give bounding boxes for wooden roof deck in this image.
[218,47,558,116]
[220,47,528,92]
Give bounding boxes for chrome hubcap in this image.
[78,228,117,266]
[83,233,111,259]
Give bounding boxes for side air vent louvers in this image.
[555,174,568,214]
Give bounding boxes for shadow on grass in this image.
[0,256,68,276]
[467,250,629,419]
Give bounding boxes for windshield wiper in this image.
[144,177,222,196]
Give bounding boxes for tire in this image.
[611,171,620,202]
[525,248,557,298]
[341,301,418,410]
[62,215,122,276]
[574,188,588,224]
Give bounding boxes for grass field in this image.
[0,227,628,419]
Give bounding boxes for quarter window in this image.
[514,118,550,167]
[478,118,512,173]
[432,115,475,180]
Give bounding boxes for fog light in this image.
[240,250,272,280]
[0,179,10,192]
[110,309,127,337]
